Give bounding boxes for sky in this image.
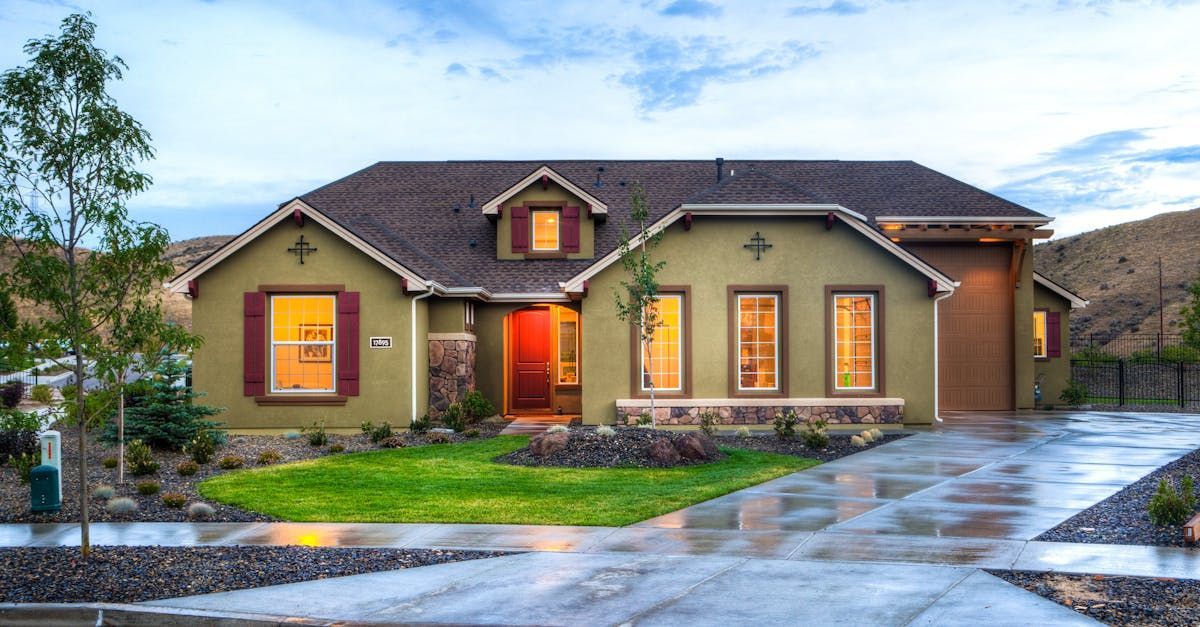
[1,0,1198,240]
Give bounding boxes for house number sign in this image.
[370,337,393,349]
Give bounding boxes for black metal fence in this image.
[0,364,45,397]
[1071,358,1200,408]
[1071,333,1186,359]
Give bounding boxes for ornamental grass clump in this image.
[360,420,393,443]
[1148,476,1197,527]
[426,431,451,444]
[136,480,160,495]
[546,424,569,434]
[735,426,751,439]
[30,384,53,404]
[463,428,480,438]
[257,449,282,465]
[441,403,467,432]
[161,492,186,508]
[92,484,115,499]
[106,497,138,515]
[218,455,245,470]
[850,435,866,447]
[859,429,875,443]
[329,443,345,453]
[101,456,118,468]
[187,502,215,520]
[124,439,159,476]
[302,421,328,446]
[176,460,198,476]
[596,425,616,437]
[410,415,432,434]
[869,428,883,441]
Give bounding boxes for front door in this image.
[511,308,551,411]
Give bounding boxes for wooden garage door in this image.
[907,244,1014,411]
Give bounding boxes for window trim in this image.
[1033,308,1049,361]
[556,307,581,387]
[727,285,789,397]
[530,208,561,252]
[629,285,692,399]
[269,293,338,395]
[825,285,885,397]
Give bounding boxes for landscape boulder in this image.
[647,437,682,465]
[530,431,570,457]
[674,433,720,461]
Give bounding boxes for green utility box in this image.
[30,464,61,513]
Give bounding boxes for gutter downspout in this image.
[932,289,954,423]
[411,282,435,423]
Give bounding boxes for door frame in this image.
[507,305,554,414]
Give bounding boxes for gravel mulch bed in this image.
[499,427,727,468]
[1,420,506,524]
[719,431,911,462]
[991,570,1200,627]
[1036,445,1200,547]
[0,546,504,604]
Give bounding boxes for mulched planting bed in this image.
[991,570,1200,627]
[0,420,504,524]
[719,431,910,462]
[0,546,504,604]
[499,427,726,468]
[1036,445,1200,547]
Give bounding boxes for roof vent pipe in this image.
[715,157,724,183]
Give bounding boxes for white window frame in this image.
[737,293,780,391]
[531,209,561,251]
[1033,310,1048,359]
[270,294,337,394]
[557,309,580,385]
[464,300,476,332]
[832,293,876,392]
[641,294,683,392]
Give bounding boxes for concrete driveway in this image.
[37,411,1200,624]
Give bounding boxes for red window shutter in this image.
[243,292,266,396]
[337,291,361,396]
[561,206,581,253]
[511,205,530,253]
[1047,311,1062,358]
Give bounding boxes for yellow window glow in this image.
[1033,310,1047,358]
[834,294,875,390]
[271,295,336,393]
[642,295,682,391]
[532,210,560,251]
[737,294,778,390]
[558,308,579,384]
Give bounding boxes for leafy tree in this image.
[612,183,666,426]
[101,356,223,451]
[0,14,171,557]
[1181,276,1200,350]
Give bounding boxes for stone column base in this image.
[428,333,476,417]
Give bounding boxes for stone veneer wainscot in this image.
[615,398,904,426]
[428,333,476,417]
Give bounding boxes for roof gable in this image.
[481,165,609,216]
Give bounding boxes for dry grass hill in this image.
[1034,207,1200,339]
[162,236,233,328]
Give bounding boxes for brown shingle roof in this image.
[297,160,1045,293]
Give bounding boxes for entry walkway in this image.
[6,411,1200,624]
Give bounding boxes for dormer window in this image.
[532,210,560,251]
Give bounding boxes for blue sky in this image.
[1,0,1198,240]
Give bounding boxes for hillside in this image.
[1034,207,1200,338]
[162,236,233,327]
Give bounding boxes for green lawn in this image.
[198,436,815,526]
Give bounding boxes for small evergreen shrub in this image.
[257,449,282,465]
[773,411,798,440]
[136,480,161,495]
[850,435,866,447]
[441,403,467,432]
[410,414,432,434]
[102,456,119,469]
[735,426,751,438]
[218,455,245,470]
[188,502,215,520]
[302,421,328,446]
[328,443,345,453]
[1060,380,1088,406]
[463,428,480,438]
[360,421,393,443]
[596,425,616,437]
[186,430,218,465]
[100,358,224,450]
[124,439,159,476]
[11,452,36,483]
[30,384,53,404]
[92,484,115,499]
[547,424,569,434]
[462,390,496,423]
[106,497,138,515]
[1148,476,1197,527]
[800,417,830,450]
[161,492,187,508]
[0,381,24,408]
[0,409,39,463]
[176,460,199,476]
[426,431,451,444]
[698,411,720,437]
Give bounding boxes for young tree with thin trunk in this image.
[0,13,170,558]
[613,183,666,426]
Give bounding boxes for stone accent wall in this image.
[428,334,476,417]
[615,402,903,426]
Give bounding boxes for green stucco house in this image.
[168,160,1086,432]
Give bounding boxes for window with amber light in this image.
[1033,310,1047,358]
[531,210,560,251]
[271,295,336,393]
[833,294,875,391]
[641,294,683,391]
[558,309,579,384]
[737,294,779,390]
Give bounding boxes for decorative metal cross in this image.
[743,232,772,260]
[288,235,317,264]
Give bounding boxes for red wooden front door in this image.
[511,308,551,410]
